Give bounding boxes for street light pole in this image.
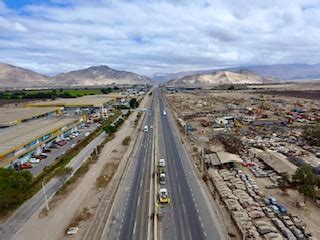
[42,181,50,211]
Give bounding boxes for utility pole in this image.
[42,181,50,211]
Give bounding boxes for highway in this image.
[104,95,155,240]
[97,88,225,240]
[157,89,224,240]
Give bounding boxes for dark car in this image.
[21,162,32,169]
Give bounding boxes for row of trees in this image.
[0,88,113,100]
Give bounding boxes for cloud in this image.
[0,0,319,76]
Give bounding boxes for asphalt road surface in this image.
[157,89,224,240]
[103,96,155,240]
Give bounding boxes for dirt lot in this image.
[257,90,320,100]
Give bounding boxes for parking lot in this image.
[24,123,99,176]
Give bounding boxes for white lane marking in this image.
[133,220,137,235]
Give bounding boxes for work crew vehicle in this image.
[159,188,170,203]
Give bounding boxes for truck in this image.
[163,110,167,116]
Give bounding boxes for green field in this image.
[0,88,112,99]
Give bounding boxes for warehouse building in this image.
[0,116,84,167]
[26,94,116,116]
[0,107,61,128]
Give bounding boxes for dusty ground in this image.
[12,95,150,240]
[241,166,320,238]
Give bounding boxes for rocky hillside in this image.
[0,63,49,87]
[167,69,278,86]
[156,63,320,82]
[0,63,152,87]
[53,65,151,86]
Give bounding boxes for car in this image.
[150,125,153,129]
[280,216,295,228]
[262,207,275,218]
[34,155,47,160]
[159,173,166,185]
[21,162,32,169]
[158,159,166,167]
[71,143,76,148]
[57,140,67,146]
[266,196,278,205]
[257,225,277,235]
[281,227,297,240]
[67,227,79,235]
[265,184,278,189]
[65,137,71,141]
[29,158,40,164]
[289,226,305,239]
[276,204,287,215]
[271,218,285,229]
[269,205,280,214]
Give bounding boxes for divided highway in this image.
[104,88,225,240]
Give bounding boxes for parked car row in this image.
[209,168,315,239]
[14,131,81,171]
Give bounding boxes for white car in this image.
[71,143,76,148]
[29,158,40,164]
[67,227,79,235]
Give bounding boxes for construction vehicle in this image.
[159,188,170,203]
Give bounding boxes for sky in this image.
[0,0,320,77]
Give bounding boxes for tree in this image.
[277,172,290,194]
[104,124,117,134]
[101,88,112,94]
[302,124,320,146]
[292,165,318,203]
[129,98,139,109]
[0,168,33,210]
[56,167,73,184]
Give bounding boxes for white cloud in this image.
[0,0,319,76]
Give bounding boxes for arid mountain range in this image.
[166,69,278,86]
[0,63,151,87]
[154,63,320,82]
